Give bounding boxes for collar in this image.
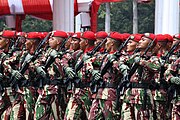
[109,50,117,54]
[84,46,94,53]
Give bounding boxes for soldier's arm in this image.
[3,51,22,74]
[139,56,161,72]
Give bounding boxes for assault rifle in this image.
[75,37,108,73]
[10,32,51,89]
[115,37,157,111]
[101,36,131,76]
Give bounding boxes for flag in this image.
[74,0,78,16]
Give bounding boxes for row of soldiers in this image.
[0,30,179,120]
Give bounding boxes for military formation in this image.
[0,30,179,120]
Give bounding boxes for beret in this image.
[26,32,41,39]
[1,30,16,38]
[130,34,143,42]
[81,31,95,41]
[95,31,108,39]
[52,30,68,38]
[72,32,81,39]
[109,32,124,42]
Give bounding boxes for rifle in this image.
[58,36,71,52]
[10,32,51,89]
[101,36,131,76]
[115,37,157,111]
[75,37,108,73]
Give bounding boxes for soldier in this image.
[151,34,173,120]
[94,31,108,53]
[64,31,96,120]
[34,30,68,120]
[0,30,17,120]
[164,34,180,120]
[121,33,160,120]
[88,32,129,120]
[164,57,180,120]
[3,32,43,120]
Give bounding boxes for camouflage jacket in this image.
[123,53,160,104]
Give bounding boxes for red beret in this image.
[26,32,41,39]
[81,31,95,41]
[72,32,81,39]
[173,34,180,40]
[164,34,173,42]
[130,34,143,42]
[143,33,158,44]
[1,30,16,38]
[109,32,124,42]
[143,33,156,40]
[95,31,108,39]
[52,30,68,38]
[156,34,166,42]
[16,32,26,37]
[67,32,74,37]
[122,33,131,41]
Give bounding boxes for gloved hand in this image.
[92,70,101,81]
[170,77,180,85]
[107,54,117,63]
[64,67,76,79]
[36,66,46,78]
[50,49,58,58]
[0,73,3,81]
[134,56,141,63]
[82,54,90,61]
[11,70,23,80]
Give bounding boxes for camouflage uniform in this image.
[34,48,63,120]
[88,51,129,120]
[64,46,94,120]
[121,53,160,120]
[164,57,180,120]
[3,47,43,120]
[0,50,14,120]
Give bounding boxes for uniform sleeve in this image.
[139,56,160,72]
[3,51,22,74]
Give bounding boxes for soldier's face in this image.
[127,40,138,52]
[71,38,80,51]
[105,38,112,52]
[49,36,62,49]
[0,37,8,49]
[173,38,180,47]
[95,38,103,47]
[65,37,72,49]
[25,39,34,50]
[79,38,87,51]
[137,37,151,49]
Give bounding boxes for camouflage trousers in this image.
[34,94,62,120]
[9,93,25,120]
[121,103,153,120]
[64,91,92,120]
[88,99,118,120]
[153,101,168,120]
[171,100,180,120]
[1,87,16,120]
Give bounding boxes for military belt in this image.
[131,82,149,88]
[103,82,117,88]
